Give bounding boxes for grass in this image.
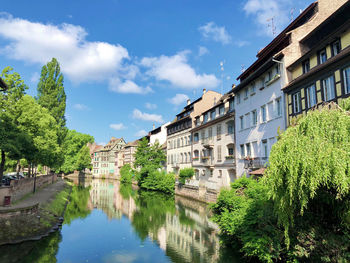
[44,183,71,216]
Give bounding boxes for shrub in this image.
[211,177,283,263]
[120,164,133,184]
[179,168,194,184]
[141,170,175,194]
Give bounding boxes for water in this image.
[0,178,243,263]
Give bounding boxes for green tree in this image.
[37,58,67,146]
[265,102,350,247]
[179,167,194,184]
[134,138,166,185]
[0,67,28,181]
[59,130,94,174]
[75,145,92,172]
[120,164,133,184]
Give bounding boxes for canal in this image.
[0,178,242,263]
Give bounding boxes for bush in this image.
[211,177,283,263]
[120,164,133,184]
[179,168,194,184]
[141,170,175,194]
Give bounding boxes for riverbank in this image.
[0,179,71,245]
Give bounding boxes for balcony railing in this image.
[243,157,268,169]
[202,138,214,148]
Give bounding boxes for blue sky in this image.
[0,0,311,145]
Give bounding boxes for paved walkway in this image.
[0,179,67,211]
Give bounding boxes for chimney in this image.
[187,99,191,105]
[152,124,155,130]
[232,84,236,89]
[203,88,206,94]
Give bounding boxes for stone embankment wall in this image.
[0,174,57,206]
[175,184,218,203]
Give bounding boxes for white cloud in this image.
[198,22,231,45]
[243,0,292,36]
[98,142,106,146]
[168,94,189,106]
[109,123,126,131]
[132,109,164,123]
[0,14,130,82]
[140,51,219,89]
[30,72,39,83]
[108,78,153,94]
[145,102,157,110]
[134,129,148,137]
[234,40,250,47]
[198,46,209,56]
[73,103,89,111]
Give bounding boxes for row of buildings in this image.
[90,0,350,192]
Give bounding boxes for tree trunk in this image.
[0,150,5,184]
[16,160,20,177]
[28,164,31,177]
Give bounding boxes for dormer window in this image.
[210,110,216,120]
[250,82,256,95]
[203,113,209,123]
[244,88,249,99]
[318,48,327,64]
[219,105,225,116]
[302,59,310,74]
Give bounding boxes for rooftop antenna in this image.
[220,60,225,95]
[241,64,245,73]
[290,8,295,22]
[266,17,276,37]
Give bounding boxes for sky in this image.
[0,0,312,145]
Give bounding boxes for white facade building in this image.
[149,122,170,146]
[233,58,287,177]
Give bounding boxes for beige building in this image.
[120,140,139,168]
[92,137,126,178]
[191,93,235,190]
[166,89,222,174]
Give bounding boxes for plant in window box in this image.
[202,156,210,160]
[225,155,235,159]
[244,156,252,160]
[193,157,199,161]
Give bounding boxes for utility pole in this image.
[267,17,276,37]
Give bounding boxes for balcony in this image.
[243,157,268,169]
[172,163,180,168]
[202,138,214,148]
[201,157,214,168]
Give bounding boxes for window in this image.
[201,130,205,141]
[302,59,310,74]
[343,66,350,94]
[208,127,213,139]
[306,84,316,108]
[240,145,245,158]
[251,110,257,126]
[193,133,199,142]
[244,88,249,99]
[245,113,250,129]
[181,138,183,147]
[177,138,180,148]
[227,121,234,134]
[267,71,272,81]
[217,124,222,140]
[318,48,327,64]
[237,93,241,104]
[228,145,234,156]
[195,117,199,127]
[331,40,341,57]
[261,105,266,122]
[194,150,199,158]
[188,152,191,162]
[275,65,280,74]
[217,145,222,161]
[276,97,282,117]
[240,116,244,130]
[219,105,225,115]
[203,113,209,123]
[229,99,234,112]
[210,110,216,120]
[322,75,335,101]
[262,140,268,158]
[246,143,251,156]
[267,102,273,120]
[250,82,256,95]
[292,91,301,114]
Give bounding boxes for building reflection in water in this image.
[77,178,221,263]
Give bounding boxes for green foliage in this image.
[179,167,194,184]
[75,145,92,172]
[211,177,283,263]
[141,170,175,195]
[264,104,350,246]
[134,138,166,185]
[59,129,94,174]
[45,184,71,216]
[120,164,133,184]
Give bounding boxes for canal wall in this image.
[0,174,57,206]
[175,184,218,203]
